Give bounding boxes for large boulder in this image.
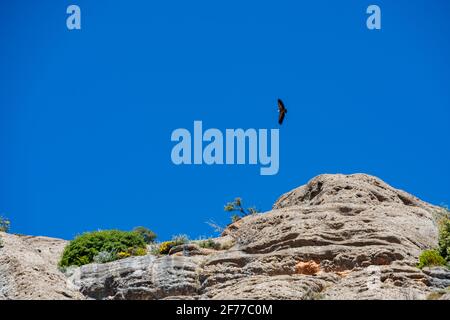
[69,254,200,299]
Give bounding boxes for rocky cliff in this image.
[1,174,449,300]
[0,233,82,299]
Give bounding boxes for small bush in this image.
[417,249,446,269]
[132,226,157,244]
[93,251,117,264]
[128,247,147,256]
[0,216,10,233]
[149,243,161,255]
[198,239,220,250]
[117,251,131,259]
[438,217,450,262]
[172,234,189,245]
[157,235,189,255]
[158,241,176,254]
[59,230,147,267]
[92,247,147,263]
[225,198,259,222]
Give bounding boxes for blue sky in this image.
[1,0,449,241]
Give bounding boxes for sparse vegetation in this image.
[225,198,259,222]
[303,289,325,300]
[417,207,450,269]
[433,205,450,222]
[157,234,190,255]
[198,238,221,250]
[426,286,450,300]
[172,234,189,245]
[427,291,446,300]
[194,236,235,251]
[149,242,161,255]
[417,249,446,269]
[0,216,11,233]
[438,211,450,262]
[132,226,157,244]
[231,214,241,223]
[128,246,147,256]
[205,220,224,234]
[59,230,147,267]
[219,239,235,250]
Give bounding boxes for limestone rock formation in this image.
[0,232,83,299]
[1,173,449,300]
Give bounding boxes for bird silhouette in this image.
[278,99,287,125]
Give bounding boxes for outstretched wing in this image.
[278,110,286,125]
[278,99,285,112]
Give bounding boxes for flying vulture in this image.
[278,98,287,125]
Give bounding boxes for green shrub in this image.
[438,217,450,262]
[132,226,157,244]
[417,249,446,269]
[0,216,10,233]
[59,230,147,267]
[419,208,450,269]
[225,198,259,222]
